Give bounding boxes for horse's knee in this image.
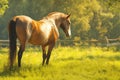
[20,44,25,51]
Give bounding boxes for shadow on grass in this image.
[0,65,21,77]
[0,64,44,78]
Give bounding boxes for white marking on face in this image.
[68,26,71,37]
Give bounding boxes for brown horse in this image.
[8,12,71,68]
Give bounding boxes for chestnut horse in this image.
[8,12,71,68]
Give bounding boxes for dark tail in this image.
[8,19,17,68]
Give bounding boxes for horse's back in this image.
[12,15,32,22]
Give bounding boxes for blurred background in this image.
[0,0,120,47]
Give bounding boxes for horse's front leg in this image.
[46,43,55,65]
[18,45,25,67]
[42,46,47,65]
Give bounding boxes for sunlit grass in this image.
[0,46,120,80]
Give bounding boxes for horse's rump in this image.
[14,16,32,44]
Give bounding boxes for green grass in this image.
[0,46,120,80]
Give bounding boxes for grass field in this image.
[0,46,120,80]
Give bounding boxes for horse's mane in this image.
[42,12,67,21]
[46,12,66,18]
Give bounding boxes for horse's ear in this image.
[66,14,71,19]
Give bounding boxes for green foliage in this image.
[0,47,120,80]
[0,0,8,16]
[99,0,120,13]
[0,0,120,42]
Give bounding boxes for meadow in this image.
[0,46,120,80]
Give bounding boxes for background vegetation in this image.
[0,0,120,42]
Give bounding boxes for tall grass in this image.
[0,46,120,80]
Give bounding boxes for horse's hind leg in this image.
[46,43,55,65]
[42,46,47,65]
[18,44,25,67]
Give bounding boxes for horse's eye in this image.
[60,24,65,29]
[62,26,65,30]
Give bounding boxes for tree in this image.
[0,0,8,16]
[0,0,120,43]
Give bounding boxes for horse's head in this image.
[60,14,71,37]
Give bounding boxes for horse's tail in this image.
[8,19,17,68]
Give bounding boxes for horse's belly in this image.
[28,35,48,45]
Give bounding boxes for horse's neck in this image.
[45,14,64,27]
[41,18,59,38]
[48,19,56,26]
[47,18,62,29]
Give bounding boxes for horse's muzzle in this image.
[66,32,71,38]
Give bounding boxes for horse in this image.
[8,12,71,68]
